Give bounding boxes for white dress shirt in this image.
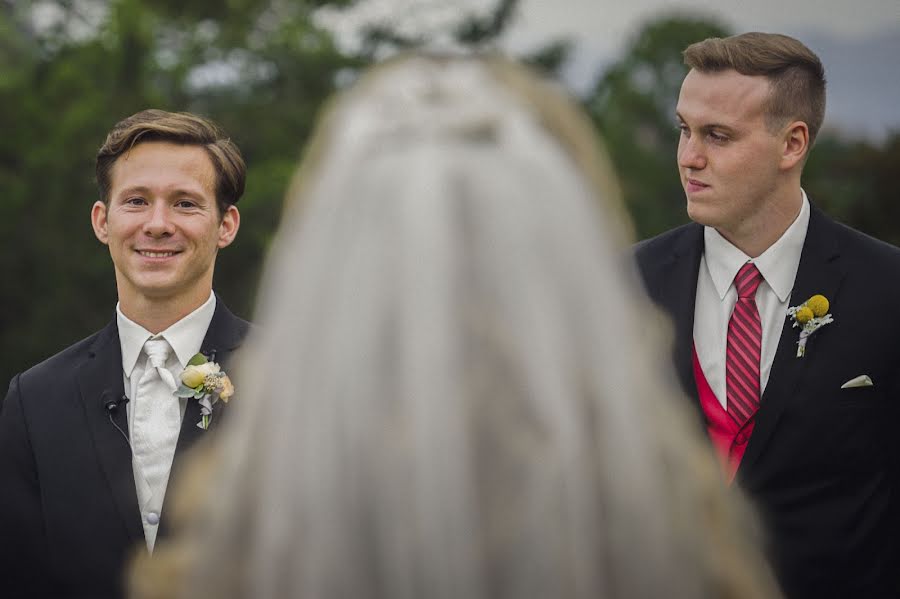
[116,292,216,549]
[693,192,810,409]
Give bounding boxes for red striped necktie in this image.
[726,262,764,427]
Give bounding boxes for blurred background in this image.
[1,0,897,388]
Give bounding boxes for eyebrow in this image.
[675,113,737,134]
[116,186,151,196]
[115,185,209,199]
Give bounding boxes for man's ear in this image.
[217,204,240,249]
[91,201,110,245]
[781,121,809,170]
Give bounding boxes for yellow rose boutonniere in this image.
[787,294,834,357]
[175,353,234,430]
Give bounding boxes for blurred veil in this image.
[136,54,777,599]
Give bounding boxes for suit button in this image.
[146,512,160,525]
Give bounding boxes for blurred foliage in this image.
[804,133,900,247]
[0,0,363,386]
[0,0,530,385]
[1,3,897,388]
[586,16,732,236]
[359,0,517,52]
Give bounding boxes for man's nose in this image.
[678,136,706,170]
[143,202,175,236]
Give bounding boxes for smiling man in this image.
[635,33,900,598]
[0,110,251,598]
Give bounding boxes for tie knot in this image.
[734,263,763,299]
[143,338,172,369]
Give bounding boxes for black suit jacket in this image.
[0,298,250,599]
[635,205,900,598]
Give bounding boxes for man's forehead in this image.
[677,69,770,122]
[110,141,216,191]
[116,141,211,167]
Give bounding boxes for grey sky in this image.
[318,0,899,54]
[316,0,900,140]
[507,0,899,51]
[507,0,900,92]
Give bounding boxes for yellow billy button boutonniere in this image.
[786,294,834,358]
[175,353,234,430]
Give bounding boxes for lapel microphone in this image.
[100,390,131,449]
[102,391,129,413]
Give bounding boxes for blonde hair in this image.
[133,54,777,599]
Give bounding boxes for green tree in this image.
[0,0,535,388]
[0,0,357,387]
[585,15,730,239]
[805,132,900,247]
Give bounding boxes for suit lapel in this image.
[666,226,705,406]
[77,320,144,546]
[173,298,249,459]
[641,225,705,418]
[157,299,249,539]
[738,206,845,475]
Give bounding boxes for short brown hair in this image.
[96,109,246,215]
[683,32,826,145]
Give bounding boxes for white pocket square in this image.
[840,375,874,389]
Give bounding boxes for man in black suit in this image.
[0,109,250,598]
[635,32,900,598]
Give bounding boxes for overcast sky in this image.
[316,0,900,139]
[506,0,899,90]
[318,0,899,55]
[505,0,899,50]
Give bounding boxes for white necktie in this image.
[131,338,181,551]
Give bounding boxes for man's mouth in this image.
[137,250,178,258]
[686,178,710,191]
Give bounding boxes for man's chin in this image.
[685,199,716,227]
[124,276,185,303]
[131,275,214,306]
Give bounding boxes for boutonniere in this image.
[175,353,234,430]
[786,294,834,358]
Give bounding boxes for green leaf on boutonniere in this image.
[175,384,200,398]
[187,353,207,367]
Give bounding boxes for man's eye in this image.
[176,200,197,209]
[125,197,146,205]
[677,124,690,137]
[708,131,729,143]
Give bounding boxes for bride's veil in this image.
[170,54,775,599]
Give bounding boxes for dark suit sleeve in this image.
[0,375,52,596]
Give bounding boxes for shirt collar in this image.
[117,292,217,377]
[703,190,810,302]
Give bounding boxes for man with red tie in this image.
[635,32,900,598]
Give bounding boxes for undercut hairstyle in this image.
[684,32,826,145]
[95,109,246,215]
